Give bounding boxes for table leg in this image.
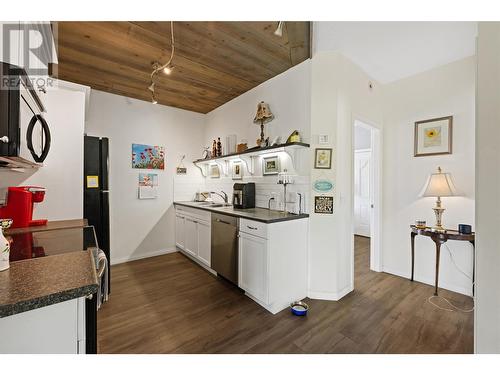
[470,240,475,296]
[411,232,416,281]
[434,241,441,296]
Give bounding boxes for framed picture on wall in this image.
[262,156,280,175]
[232,161,243,180]
[314,148,332,169]
[414,116,453,157]
[314,196,334,214]
[209,164,220,178]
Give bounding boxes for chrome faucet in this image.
[210,191,228,203]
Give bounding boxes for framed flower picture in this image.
[314,148,332,169]
[232,161,243,180]
[414,116,453,157]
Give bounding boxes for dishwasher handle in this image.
[215,218,233,225]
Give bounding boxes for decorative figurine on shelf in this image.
[216,137,222,157]
[286,130,301,143]
[202,146,211,159]
[253,101,274,147]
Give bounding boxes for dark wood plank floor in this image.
[97,236,474,353]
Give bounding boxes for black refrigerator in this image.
[84,135,111,287]
[83,135,110,354]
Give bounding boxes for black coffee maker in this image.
[233,183,255,209]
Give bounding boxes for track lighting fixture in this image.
[274,21,284,37]
[147,21,176,104]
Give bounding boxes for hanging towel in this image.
[96,249,109,310]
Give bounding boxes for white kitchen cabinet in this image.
[238,218,308,314]
[175,213,185,250]
[0,297,86,354]
[175,205,212,270]
[197,220,211,267]
[183,216,198,258]
[239,231,268,303]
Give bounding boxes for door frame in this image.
[352,119,383,273]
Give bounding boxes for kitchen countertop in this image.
[0,250,98,318]
[174,201,309,223]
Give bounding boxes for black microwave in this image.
[0,63,51,167]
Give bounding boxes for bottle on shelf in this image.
[212,140,217,158]
[217,137,222,157]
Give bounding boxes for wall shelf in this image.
[193,142,309,177]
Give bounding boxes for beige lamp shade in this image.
[253,101,274,124]
[420,166,459,197]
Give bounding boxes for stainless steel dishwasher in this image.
[211,213,239,285]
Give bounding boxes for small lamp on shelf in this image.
[253,101,274,146]
[419,166,459,231]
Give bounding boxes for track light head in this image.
[163,65,174,75]
[274,21,284,37]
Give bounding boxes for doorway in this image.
[352,120,382,278]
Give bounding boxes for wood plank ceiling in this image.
[53,22,311,113]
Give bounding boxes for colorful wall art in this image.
[132,144,165,169]
[138,173,158,199]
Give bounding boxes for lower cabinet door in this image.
[197,220,211,267]
[238,232,268,303]
[184,217,198,257]
[175,214,185,250]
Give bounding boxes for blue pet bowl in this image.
[291,301,309,316]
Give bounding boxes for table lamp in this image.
[253,101,274,145]
[420,166,459,231]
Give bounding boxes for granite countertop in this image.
[0,249,98,318]
[174,201,309,223]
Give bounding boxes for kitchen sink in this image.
[191,201,232,208]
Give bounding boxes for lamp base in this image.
[432,196,446,232]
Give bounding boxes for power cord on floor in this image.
[427,242,474,313]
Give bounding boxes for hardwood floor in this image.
[97,236,473,353]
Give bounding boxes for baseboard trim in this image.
[308,284,354,301]
[382,266,473,297]
[112,247,178,265]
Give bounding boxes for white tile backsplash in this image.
[175,174,310,214]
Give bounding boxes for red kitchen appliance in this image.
[0,186,48,228]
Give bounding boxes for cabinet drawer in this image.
[175,205,211,222]
[240,218,267,239]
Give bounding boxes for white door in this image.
[197,220,211,267]
[239,232,268,303]
[175,214,185,250]
[354,150,371,237]
[184,217,198,257]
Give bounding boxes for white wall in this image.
[308,52,384,300]
[0,85,86,221]
[382,57,476,296]
[475,22,500,353]
[85,90,205,264]
[202,60,312,212]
